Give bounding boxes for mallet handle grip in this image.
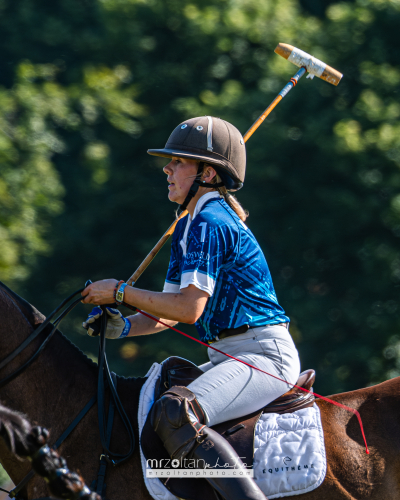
[126,210,188,286]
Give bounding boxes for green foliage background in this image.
[1,0,400,403]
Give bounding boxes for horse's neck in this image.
[0,287,97,418]
[0,285,147,499]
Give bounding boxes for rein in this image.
[96,307,135,466]
[0,285,135,499]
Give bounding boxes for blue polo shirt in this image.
[163,193,289,342]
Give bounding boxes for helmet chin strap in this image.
[178,162,224,213]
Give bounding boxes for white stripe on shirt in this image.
[180,270,215,296]
[163,282,180,293]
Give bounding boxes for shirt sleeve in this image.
[180,216,232,296]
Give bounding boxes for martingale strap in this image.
[92,373,117,497]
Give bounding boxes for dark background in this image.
[1,0,400,399]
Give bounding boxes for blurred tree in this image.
[0,0,399,395]
[0,463,9,488]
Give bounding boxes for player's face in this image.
[163,157,199,204]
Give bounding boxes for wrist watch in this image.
[115,283,128,305]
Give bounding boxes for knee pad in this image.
[150,386,205,460]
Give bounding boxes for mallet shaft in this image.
[243,67,306,142]
[127,210,187,286]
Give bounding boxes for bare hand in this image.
[81,279,118,305]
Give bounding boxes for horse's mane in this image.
[0,280,98,371]
[0,402,101,500]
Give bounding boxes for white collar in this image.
[180,191,221,255]
[192,191,221,220]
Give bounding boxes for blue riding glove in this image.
[82,306,131,339]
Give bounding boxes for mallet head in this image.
[275,43,343,86]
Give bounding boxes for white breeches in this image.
[187,325,301,427]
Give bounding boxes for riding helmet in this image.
[147,116,246,191]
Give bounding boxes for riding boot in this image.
[151,386,267,500]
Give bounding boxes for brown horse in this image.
[0,281,400,500]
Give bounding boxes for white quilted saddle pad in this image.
[253,406,326,498]
[139,362,326,500]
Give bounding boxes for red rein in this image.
[137,310,370,455]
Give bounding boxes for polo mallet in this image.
[127,43,342,286]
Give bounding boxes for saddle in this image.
[141,357,316,500]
